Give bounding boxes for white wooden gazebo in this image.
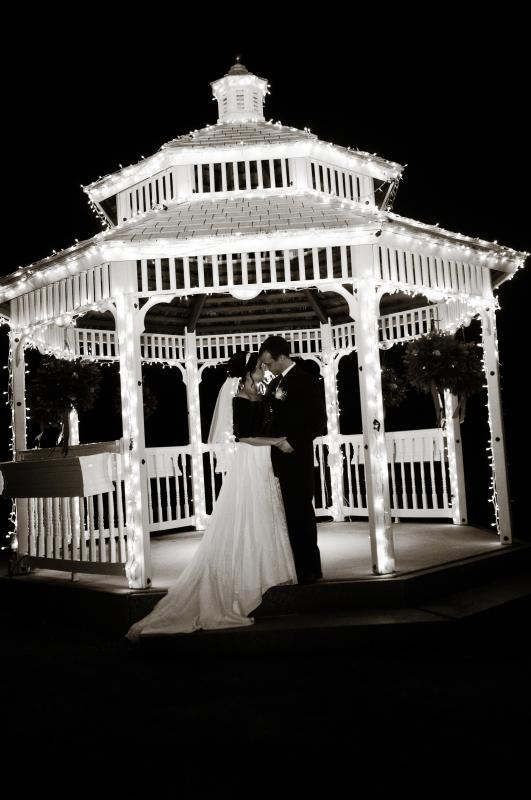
[0,61,526,590]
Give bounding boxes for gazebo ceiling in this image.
[76,289,429,337]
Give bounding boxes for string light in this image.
[185,330,207,529]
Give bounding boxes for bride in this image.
[126,351,297,641]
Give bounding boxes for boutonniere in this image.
[274,387,287,401]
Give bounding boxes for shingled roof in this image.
[105,192,378,243]
[161,120,316,150]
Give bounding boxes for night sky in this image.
[1,14,529,536]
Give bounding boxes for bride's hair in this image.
[227,351,259,379]
[226,351,260,391]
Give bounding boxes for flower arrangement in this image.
[381,365,408,410]
[403,330,484,425]
[26,355,102,449]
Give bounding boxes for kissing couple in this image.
[127,335,327,641]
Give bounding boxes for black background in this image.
[1,12,529,539]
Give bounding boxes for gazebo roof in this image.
[105,192,377,243]
[0,189,525,304]
[162,120,317,150]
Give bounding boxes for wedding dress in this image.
[126,388,296,641]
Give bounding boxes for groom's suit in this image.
[266,364,327,582]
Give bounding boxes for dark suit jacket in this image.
[266,364,327,454]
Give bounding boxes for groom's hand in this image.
[277,440,294,454]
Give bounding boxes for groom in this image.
[259,335,327,584]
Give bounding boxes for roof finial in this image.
[235,53,241,63]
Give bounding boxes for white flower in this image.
[274,387,287,401]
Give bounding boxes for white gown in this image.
[126,443,296,640]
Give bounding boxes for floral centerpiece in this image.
[403,330,484,425]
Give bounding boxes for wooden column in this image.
[112,262,152,588]
[320,323,344,521]
[353,260,395,574]
[443,391,467,524]
[481,307,512,543]
[10,331,29,559]
[184,330,207,530]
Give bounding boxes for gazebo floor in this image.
[2,521,531,648]
[6,520,507,592]
[148,520,503,589]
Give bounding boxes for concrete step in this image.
[3,546,530,650]
[130,569,531,655]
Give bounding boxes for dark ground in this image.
[2,598,529,794]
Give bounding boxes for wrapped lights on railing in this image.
[115,295,143,586]
[443,393,462,525]
[358,280,395,574]
[481,310,501,535]
[185,335,207,529]
[3,332,19,552]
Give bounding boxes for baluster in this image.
[28,499,36,556]
[182,453,191,519]
[164,460,172,524]
[438,433,449,510]
[389,440,399,512]
[107,483,117,562]
[115,455,126,562]
[61,497,70,560]
[173,454,182,523]
[146,454,154,525]
[344,441,354,511]
[155,455,163,527]
[70,497,79,560]
[410,438,419,511]
[428,438,437,510]
[97,494,106,562]
[419,442,428,511]
[45,498,54,557]
[87,497,96,561]
[399,447,407,510]
[79,497,88,561]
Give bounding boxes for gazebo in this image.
[0,61,526,591]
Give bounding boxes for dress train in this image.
[126,444,296,640]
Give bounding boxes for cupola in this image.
[210,59,269,123]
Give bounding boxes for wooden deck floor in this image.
[22,520,503,591]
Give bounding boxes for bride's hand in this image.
[275,438,294,453]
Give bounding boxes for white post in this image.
[293,157,310,190]
[320,323,344,521]
[184,330,207,530]
[443,391,467,524]
[9,331,29,559]
[481,307,512,543]
[112,262,152,588]
[353,247,395,574]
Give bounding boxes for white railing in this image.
[141,333,186,363]
[145,446,194,531]
[19,429,452,576]
[379,306,438,347]
[143,429,452,530]
[24,452,127,573]
[31,302,469,367]
[75,328,117,359]
[375,245,488,298]
[195,328,322,365]
[340,429,451,517]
